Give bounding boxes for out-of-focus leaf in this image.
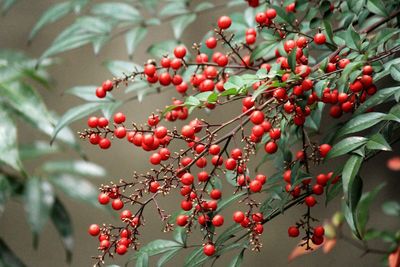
[194,2,214,12]
[171,14,196,39]
[19,141,60,160]
[382,201,400,216]
[156,248,181,267]
[0,238,26,267]
[65,85,114,102]
[0,108,22,172]
[51,198,74,263]
[41,160,106,177]
[29,2,72,41]
[135,252,149,267]
[0,175,11,217]
[228,248,245,267]
[148,40,179,58]
[326,137,367,159]
[104,60,143,77]
[49,174,100,207]
[91,2,140,21]
[367,0,388,17]
[24,178,55,246]
[390,64,400,81]
[159,2,187,17]
[125,27,148,57]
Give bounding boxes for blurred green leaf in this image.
[0,175,11,218]
[104,60,143,77]
[51,198,74,263]
[0,108,23,172]
[228,248,245,267]
[171,14,196,39]
[367,0,388,17]
[159,2,188,17]
[42,160,106,177]
[65,85,114,102]
[19,141,60,160]
[326,137,367,159]
[0,238,26,267]
[148,40,179,58]
[29,2,72,41]
[382,201,400,216]
[24,178,55,246]
[390,64,400,81]
[91,2,140,22]
[156,248,181,267]
[194,2,214,12]
[125,27,148,57]
[135,252,149,267]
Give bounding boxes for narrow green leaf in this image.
[337,112,386,138]
[42,160,106,177]
[0,238,26,267]
[135,252,149,267]
[51,198,74,263]
[288,47,297,72]
[148,40,179,58]
[24,178,55,244]
[228,248,245,267]
[125,27,148,57]
[347,175,363,239]
[344,26,362,51]
[216,223,242,245]
[156,248,181,267]
[367,0,388,17]
[250,42,275,61]
[0,108,22,172]
[390,64,400,81]
[171,14,196,39]
[355,86,400,115]
[29,2,72,41]
[91,2,140,21]
[136,240,182,258]
[1,0,17,14]
[326,137,367,159]
[342,155,363,196]
[382,201,400,216]
[366,133,391,151]
[216,191,247,213]
[159,2,188,17]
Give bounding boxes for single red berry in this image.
[218,16,232,29]
[265,141,278,154]
[180,173,194,185]
[305,196,317,207]
[203,244,216,256]
[150,153,162,165]
[114,126,127,139]
[174,46,187,58]
[181,125,195,138]
[363,65,373,75]
[198,215,208,226]
[312,184,324,195]
[88,224,100,236]
[296,36,308,48]
[102,80,113,91]
[205,37,217,49]
[255,12,267,24]
[120,210,132,220]
[116,245,127,255]
[216,54,228,66]
[114,112,126,124]
[96,87,106,98]
[170,58,182,70]
[112,199,124,210]
[87,116,99,128]
[316,173,329,186]
[233,211,245,223]
[250,111,265,124]
[100,240,110,249]
[209,144,221,155]
[312,235,324,245]
[97,117,109,128]
[255,174,267,184]
[314,226,325,237]
[288,226,300,237]
[198,171,209,182]
[99,138,111,149]
[210,189,222,200]
[181,200,193,211]
[161,57,171,68]
[149,181,160,193]
[212,214,224,227]
[252,212,263,222]
[144,64,156,77]
[314,33,326,45]
[254,223,264,234]
[249,180,262,192]
[265,8,277,19]
[269,128,281,140]
[98,193,110,205]
[319,144,332,157]
[176,215,188,226]
[159,72,172,86]
[89,134,100,145]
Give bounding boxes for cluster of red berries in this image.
[95,80,114,98]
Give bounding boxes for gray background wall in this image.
[0,1,399,266]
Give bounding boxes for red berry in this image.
[269,128,281,140]
[205,37,217,49]
[181,200,193,211]
[254,223,264,234]
[255,174,267,184]
[314,33,326,45]
[116,245,127,255]
[265,8,277,19]
[180,173,194,185]
[312,235,324,245]
[181,125,195,138]
[316,173,329,186]
[216,54,228,66]
[233,211,245,223]
[212,214,224,227]
[161,57,170,68]
[120,210,132,220]
[88,224,100,236]
[96,87,106,98]
[112,199,124,210]
[89,134,100,145]
[88,116,99,128]
[305,196,317,207]
[114,127,127,139]
[249,180,262,192]
[314,226,325,237]
[312,184,324,195]
[209,144,221,155]
[144,64,156,77]
[250,111,265,124]
[203,244,215,256]
[198,171,209,182]
[170,58,182,70]
[149,181,160,193]
[98,117,109,128]
[218,16,232,29]
[113,112,126,124]
[363,65,373,75]
[150,153,162,165]
[255,12,267,24]
[99,138,111,149]
[319,144,332,157]
[102,80,113,91]
[288,226,300,237]
[100,240,110,249]
[159,72,172,86]
[176,215,188,226]
[98,193,110,205]
[174,46,187,58]
[265,141,278,154]
[210,189,222,200]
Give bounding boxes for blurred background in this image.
[0,1,399,266]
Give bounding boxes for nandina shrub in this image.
[43,0,400,266]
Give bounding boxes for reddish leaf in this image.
[389,248,400,267]
[288,240,323,262]
[323,238,336,254]
[387,156,400,171]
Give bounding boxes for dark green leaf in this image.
[366,133,391,151]
[326,137,367,159]
[171,14,196,39]
[135,240,182,258]
[125,27,148,57]
[0,108,22,172]
[382,201,400,216]
[51,198,74,263]
[216,191,247,213]
[250,42,275,61]
[344,26,362,51]
[173,227,186,246]
[29,2,72,41]
[0,175,11,217]
[342,155,363,196]
[228,248,245,267]
[41,160,106,177]
[288,47,297,72]
[156,248,181,267]
[355,86,400,115]
[0,238,26,267]
[356,183,385,237]
[24,178,55,244]
[346,175,363,239]
[336,112,386,138]
[216,223,242,245]
[367,0,388,17]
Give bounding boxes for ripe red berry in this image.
[205,37,217,49]
[116,245,127,255]
[288,226,300,237]
[314,33,326,45]
[233,211,245,223]
[181,125,195,138]
[120,210,132,220]
[102,80,113,91]
[176,215,188,226]
[180,173,194,185]
[216,54,228,66]
[144,64,156,77]
[181,200,193,211]
[203,244,216,256]
[113,112,126,124]
[212,214,224,227]
[305,196,317,207]
[112,199,124,210]
[174,46,187,58]
[255,12,267,24]
[254,223,264,234]
[159,72,172,86]
[250,110,265,124]
[312,235,324,245]
[96,87,106,98]
[114,127,127,139]
[100,240,111,249]
[218,16,232,29]
[363,65,373,75]
[87,116,99,128]
[89,134,100,145]
[99,138,111,149]
[149,181,160,193]
[98,193,110,205]
[198,171,209,182]
[210,189,222,200]
[312,184,324,195]
[209,144,221,155]
[265,8,277,19]
[316,173,329,186]
[319,144,332,157]
[249,180,262,192]
[314,226,325,237]
[161,57,170,68]
[255,174,267,184]
[150,153,162,165]
[269,128,281,140]
[88,224,100,236]
[265,141,278,154]
[170,58,182,70]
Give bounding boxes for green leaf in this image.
[228,248,245,267]
[216,191,247,213]
[135,252,149,267]
[342,155,363,196]
[148,40,179,58]
[1,0,17,14]
[125,27,148,57]
[134,240,182,258]
[184,247,203,267]
[0,238,26,267]
[336,112,386,138]
[51,198,74,263]
[355,86,400,115]
[344,26,362,51]
[390,64,400,81]
[159,2,188,17]
[29,2,72,41]
[19,141,59,160]
[49,174,100,207]
[346,175,363,239]
[185,96,201,107]
[250,42,275,61]
[0,108,22,172]
[288,47,297,72]
[65,85,114,102]
[356,183,385,237]
[326,137,367,159]
[51,102,106,143]
[216,223,242,245]
[42,160,106,177]
[173,227,186,246]
[171,14,196,39]
[382,201,400,216]
[24,178,55,245]
[91,2,140,21]
[0,175,11,217]
[367,0,388,17]
[224,76,245,90]
[194,2,214,12]
[104,60,143,77]
[366,133,391,151]
[156,248,181,267]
